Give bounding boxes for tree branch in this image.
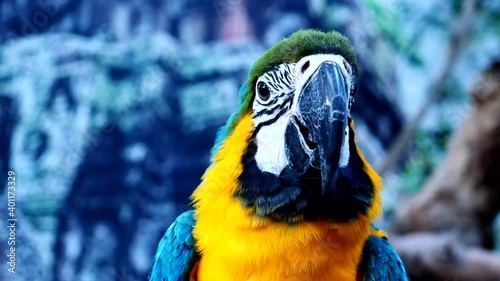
[390,232,500,281]
[377,0,478,175]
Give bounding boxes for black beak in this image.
[285,62,348,193]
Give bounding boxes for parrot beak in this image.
[285,61,349,193]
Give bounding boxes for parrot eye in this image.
[257,81,270,101]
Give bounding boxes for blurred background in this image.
[0,0,499,280]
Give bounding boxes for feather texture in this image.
[148,211,198,281]
[359,234,409,281]
[191,114,383,281]
[149,29,407,281]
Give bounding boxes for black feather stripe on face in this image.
[235,118,375,223]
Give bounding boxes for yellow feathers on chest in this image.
[191,114,379,281]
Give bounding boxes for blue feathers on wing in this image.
[360,235,409,281]
[148,210,198,281]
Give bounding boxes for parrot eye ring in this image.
[257,81,271,101]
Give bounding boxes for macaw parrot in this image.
[149,29,408,281]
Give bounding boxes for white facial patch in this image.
[339,125,350,167]
[254,115,291,175]
[252,54,353,175]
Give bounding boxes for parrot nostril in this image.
[301,61,310,74]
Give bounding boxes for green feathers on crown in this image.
[211,29,357,156]
[251,29,357,83]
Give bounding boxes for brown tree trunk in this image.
[390,62,500,281]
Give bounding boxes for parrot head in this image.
[209,30,379,224]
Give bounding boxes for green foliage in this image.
[476,1,500,39]
[399,98,460,194]
[361,0,422,65]
[438,77,467,102]
[399,129,447,193]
